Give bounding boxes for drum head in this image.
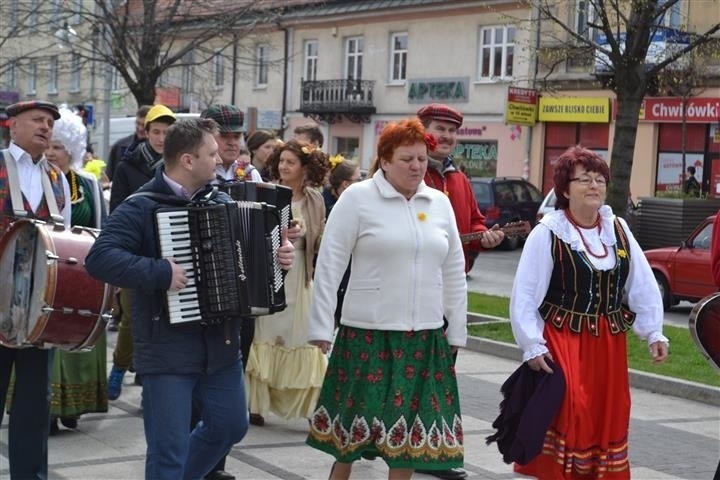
[0,220,50,346]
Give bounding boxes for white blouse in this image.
[510,206,669,362]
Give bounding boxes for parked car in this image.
[536,188,557,221]
[536,188,638,233]
[470,177,543,249]
[644,215,716,310]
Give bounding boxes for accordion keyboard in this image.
[156,205,245,324]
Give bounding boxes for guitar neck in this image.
[460,221,530,244]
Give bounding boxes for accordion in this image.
[218,181,293,230]
[155,200,285,325]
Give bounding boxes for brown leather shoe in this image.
[249,413,265,426]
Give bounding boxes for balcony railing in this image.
[299,79,376,124]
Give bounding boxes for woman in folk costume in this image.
[509,145,668,479]
[45,106,108,433]
[245,139,330,426]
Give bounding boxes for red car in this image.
[644,215,716,310]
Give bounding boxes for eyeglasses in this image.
[570,176,607,187]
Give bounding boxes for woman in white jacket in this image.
[306,118,468,480]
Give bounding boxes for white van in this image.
[93,112,199,160]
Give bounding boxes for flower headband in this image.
[329,154,345,169]
[301,145,320,155]
[424,133,438,152]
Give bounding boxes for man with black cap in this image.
[415,103,504,480]
[201,104,262,183]
[0,100,71,479]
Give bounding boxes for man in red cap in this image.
[0,100,71,479]
[415,104,504,480]
[417,103,504,273]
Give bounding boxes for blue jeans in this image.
[0,346,54,480]
[141,360,249,480]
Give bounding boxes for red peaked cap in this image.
[416,103,463,128]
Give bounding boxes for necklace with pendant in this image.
[565,210,608,259]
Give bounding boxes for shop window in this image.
[335,137,359,160]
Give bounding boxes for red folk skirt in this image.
[515,315,631,479]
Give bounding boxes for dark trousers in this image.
[0,345,54,480]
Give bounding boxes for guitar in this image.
[689,292,720,372]
[459,221,531,244]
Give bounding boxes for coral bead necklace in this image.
[565,210,609,259]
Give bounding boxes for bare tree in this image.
[0,1,67,80]
[51,0,298,108]
[527,0,720,215]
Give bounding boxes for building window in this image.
[70,0,82,25]
[6,61,17,88]
[29,0,39,32]
[49,56,59,94]
[345,37,363,80]
[159,51,170,86]
[181,50,194,94]
[70,54,81,92]
[389,32,408,83]
[51,0,61,26]
[304,40,318,81]
[213,51,224,88]
[659,0,683,28]
[575,0,598,41]
[255,44,269,87]
[335,137,359,160]
[27,61,37,95]
[10,0,19,29]
[111,67,122,91]
[478,25,515,80]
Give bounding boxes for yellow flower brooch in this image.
[417,212,427,222]
[617,249,627,258]
[235,167,245,178]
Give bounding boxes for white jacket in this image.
[307,170,468,347]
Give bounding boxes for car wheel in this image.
[653,271,672,310]
[499,235,520,250]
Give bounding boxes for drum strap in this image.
[3,149,31,219]
[40,168,64,224]
[3,150,64,224]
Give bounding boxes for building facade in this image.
[2,0,718,199]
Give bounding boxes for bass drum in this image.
[689,292,720,373]
[0,219,111,350]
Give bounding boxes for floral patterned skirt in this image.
[306,326,463,470]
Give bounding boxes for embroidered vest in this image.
[538,219,636,336]
[0,150,67,233]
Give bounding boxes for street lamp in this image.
[54,22,77,46]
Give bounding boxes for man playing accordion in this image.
[85,118,295,480]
